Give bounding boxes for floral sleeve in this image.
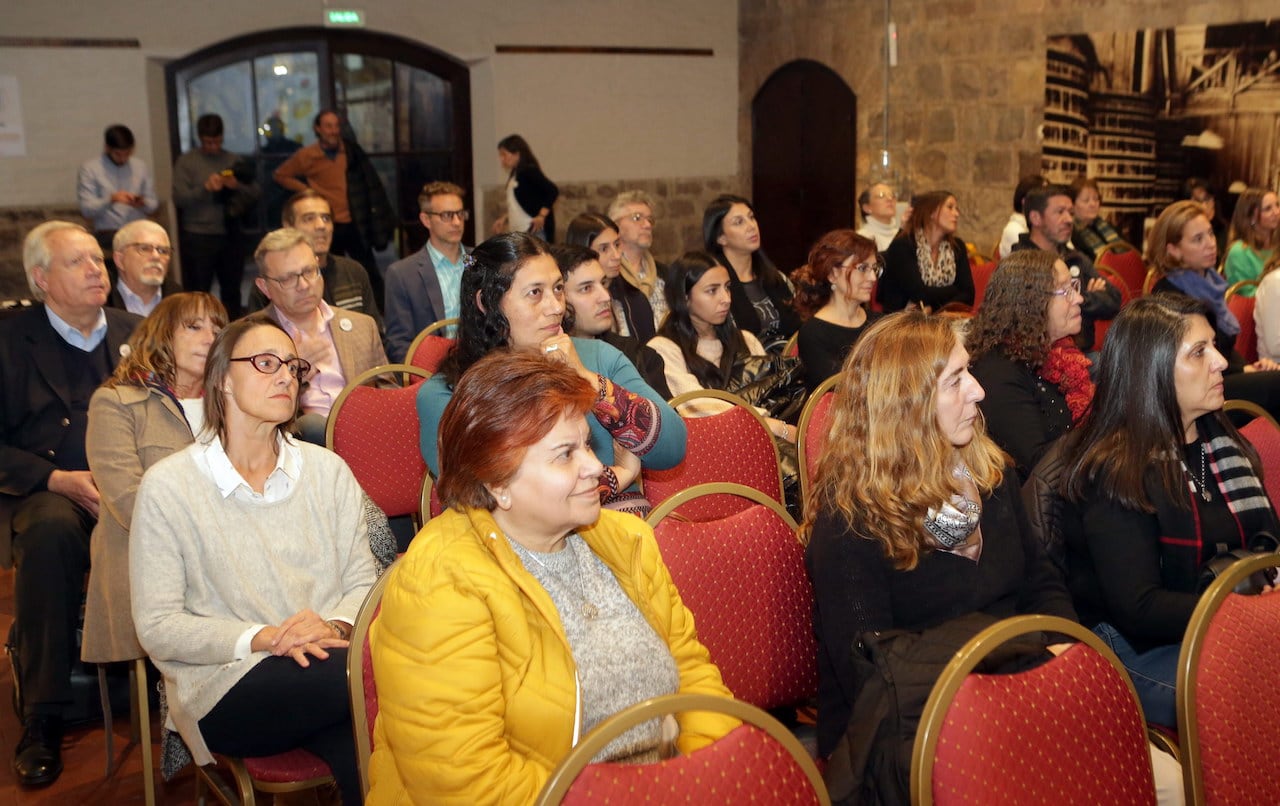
[592,374,660,457]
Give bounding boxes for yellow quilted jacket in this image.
[366,506,737,805]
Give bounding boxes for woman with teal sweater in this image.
[418,232,686,517]
[1223,187,1279,296]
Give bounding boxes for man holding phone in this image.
[76,124,158,268]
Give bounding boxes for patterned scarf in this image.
[915,231,957,287]
[1037,338,1095,423]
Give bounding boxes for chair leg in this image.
[98,666,114,777]
[131,658,156,806]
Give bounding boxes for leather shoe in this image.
[13,715,63,787]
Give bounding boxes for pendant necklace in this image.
[518,539,600,621]
[1194,441,1212,503]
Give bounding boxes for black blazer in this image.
[0,305,140,565]
[511,164,559,242]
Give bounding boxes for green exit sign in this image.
[325,9,365,27]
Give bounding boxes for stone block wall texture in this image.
[482,174,744,262]
[738,0,1280,254]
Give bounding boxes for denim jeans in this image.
[1092,622,1180,727]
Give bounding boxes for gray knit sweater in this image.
[129,439,376,764]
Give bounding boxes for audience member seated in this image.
[1070,176,1122,261]
[646,251,795,443]
[703,194,798,344]
[1148,201,1280,418]
[417,232,684,517]
[856,183,899,251]
[383,181,470,362]
[565,212,655,342]
[1,221,141,788]
[1252,253,1280,361]
[608,190,669,331]
[803,311,1076,801]
[996,173,1046,260]
[1223,187,1279,294]
[968,250,1092,482]
[370,351,735,802]
[551,243,671,399]
[248,190,382,327]
[84,292,227,672]
[1011,184,1120,352]
[1184,177,1227,251]
[1059,294,1279,728]
[107,220,181,317]
[252,228,387,444]
[790,230,883,392]
[129,318,376,806]
[879,190,974,312]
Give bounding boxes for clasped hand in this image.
[251,608,347,667]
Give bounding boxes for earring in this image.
[500,494,510,506]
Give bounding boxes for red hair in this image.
[437,350,597,510]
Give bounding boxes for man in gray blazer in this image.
[253,228,387,444]
[384,182,470,362]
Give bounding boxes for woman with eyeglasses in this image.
[790,230,884,392]
[967,249,1090,482]
[879,190,974,313]
[856,183,900,252]
[130,318,377,805]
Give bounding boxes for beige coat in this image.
[84,384,194,662]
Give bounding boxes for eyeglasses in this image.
[1047,278,1082,298]
[125,243,173,258]
[851,259,884,278]
[872,190,896,201]
[262,266,320,290]
[424,210,470,223]
[626,213,656,226]
[229,353,312,380]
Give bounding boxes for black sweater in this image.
[970,351,1073,483]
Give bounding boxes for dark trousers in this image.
[199,650,359,805]
[10,492,93,718]
[331,222,383,309]
[180,231,245,319]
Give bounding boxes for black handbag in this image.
[726,353,806,423]
[1197,531,1280,595]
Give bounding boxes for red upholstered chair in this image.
[348,559,397,798]
[1177,553,1280,806]
[1224,400,1280,505]
[325,364,432,524]
[642,390,784,521]
[797,374,839,508]
[646,484,817,711]
[970,256,998,311]
[533,694,830,806]
[405,317,458,374]
[1225,280,1260,364]
[1097,241,1147,301]
[196,750,334,806]
[418,472,445,524]
[911,615,1156,806]
[1092,265,1131,348]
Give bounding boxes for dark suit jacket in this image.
[0,305,141,566]
[384,243,467,363]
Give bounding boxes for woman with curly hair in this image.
[878,190,974,312]
[967,249,1089,482]
[417,231,685,516]
[1222,187,1278,293]
[790,230,883,391]
[803,311,1076,790]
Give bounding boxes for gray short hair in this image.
[254,228,311,274]
[607,190,655,223]
[113,220,169,253]
[23,221,90,300]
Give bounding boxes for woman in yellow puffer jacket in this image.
[367,351,736,804]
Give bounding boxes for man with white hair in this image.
[0,221,140,787]
[608,190,668,334]
[107,220,180,316]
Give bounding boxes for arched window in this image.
[167,27,472,259]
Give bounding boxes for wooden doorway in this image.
[752,60,856,273]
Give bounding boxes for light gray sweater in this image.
[129,439,375,764]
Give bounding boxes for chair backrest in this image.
[1176,553,1280,806]
[534,693,830,806]
[912,615,1156,806]
[782,332,800,358]
[646,484,817,709]
[325,364,431,520]
[1143,267,1159,294]
[1225,280,1260,364]
[347,559,398,799]
[1224,399,1280,505]
[1097,241,1147,299]
[1091,265,1132,348]
[405,317,459,374]
[418,472,446,524]
[970,257,998,310]
[797,373,839,509]
[642,390,784,521]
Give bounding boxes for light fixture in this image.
[273,64,289,77]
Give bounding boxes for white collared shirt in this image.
[45,306,108,352]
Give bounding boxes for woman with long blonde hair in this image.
[802,311,1075,790]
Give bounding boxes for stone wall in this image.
[482,174,744,261]
[738,0,1280,251]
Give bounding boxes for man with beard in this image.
[107,220,180,316]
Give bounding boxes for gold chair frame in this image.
[347,558,399,799]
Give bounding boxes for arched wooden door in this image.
[752,61,856,274]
